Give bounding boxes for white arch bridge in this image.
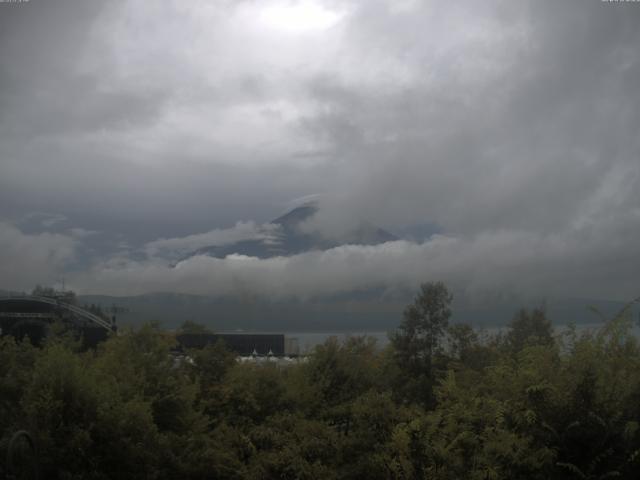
[0,295,115,332]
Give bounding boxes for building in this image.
[176,333,299,357]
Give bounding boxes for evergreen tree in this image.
[391,281,453,406]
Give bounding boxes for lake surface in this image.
[288,322,640,354]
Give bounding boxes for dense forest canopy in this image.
[1,283,640,479]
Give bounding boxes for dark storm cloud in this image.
[0,0,165,138]
[1,0,639,301]
[0,0,340,247]
[0,221,76,289]
[297,0,640,233]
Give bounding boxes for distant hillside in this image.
[6,286,635,334]
[77,292,638,332]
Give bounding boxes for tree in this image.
[391,281,453,406]
[506,307,554,353]
[178,320,213,335]
[447,323,477,363]
[304,336,380,409]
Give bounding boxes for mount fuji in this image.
[185,202,398,260]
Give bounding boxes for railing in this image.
[0,313,56,319]
[0,296,114,332]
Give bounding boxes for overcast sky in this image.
[1,0,639,301]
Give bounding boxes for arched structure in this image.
[0,296,116,346]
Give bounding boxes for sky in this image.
[0,0,639,302]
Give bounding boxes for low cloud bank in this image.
[0,222,77,291]
[69,219,640,302]
[144,221,282,258]
[2,200,639,303]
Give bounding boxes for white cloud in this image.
[1,0,639,303]
[0,222,77,291]
[144,221,282,258]
[74,217,640,302]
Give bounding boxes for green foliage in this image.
[2,288,640,479]
[246,413,340,479]
[222,363,289,426]
[506,307,554,352]
[393,282,453,367]
[178,320,213,335]
[0,337,37,432]
[391,281,453,405]
[304,335,381,407]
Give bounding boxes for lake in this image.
[288,322,640,354]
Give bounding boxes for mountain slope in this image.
[189,203,397,259]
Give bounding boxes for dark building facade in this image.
[176,333,286,356]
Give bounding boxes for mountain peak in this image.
[271,203,318,228]
[186,203,396,260]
